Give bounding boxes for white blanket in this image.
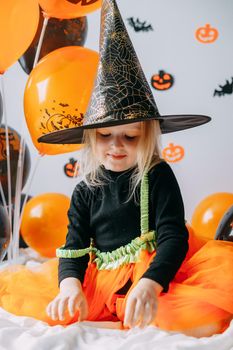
[0,250,232,350]
[0,308,232,350]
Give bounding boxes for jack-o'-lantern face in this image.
[151,70,174,90]
[64,158,79,177]
[195,24,218,43]
[0,128,20,160]
[44,113,83,133]
[39,101,84,135]
[162,143,184,163]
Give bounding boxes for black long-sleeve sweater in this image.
[59,161,189,292]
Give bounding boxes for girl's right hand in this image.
[46,277,88,322]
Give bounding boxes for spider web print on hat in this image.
[84,0,160,125]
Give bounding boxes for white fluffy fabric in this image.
[0,308,232,350]
[0,249,232,350]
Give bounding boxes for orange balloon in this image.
[20,193,70,258]
[39,0,101,19]
[0,0,39,73]
[24,46,99,155]
[191,192,233,241]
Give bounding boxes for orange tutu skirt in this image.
[0,237,232,333]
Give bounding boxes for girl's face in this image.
[95,122,142,172]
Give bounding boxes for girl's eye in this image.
[125,135,137,140]
[99,133,111,138]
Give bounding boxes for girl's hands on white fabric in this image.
[46,277,88,322]
[124,278,162,328]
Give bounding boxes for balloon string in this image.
[33,16,49,68]
[12,14,49,260]
[12,139,26,261]
[0,83,7,209]
[0,183,7,211]
[0,76,12,217]
[0,75,13,263]
[11,13,49,261]
[10,14,48,262]
[18,154,43,231]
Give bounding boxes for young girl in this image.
[42,119,232,337]
[46,119,189,329]
[38,0,233,335]
[0,0,232,337]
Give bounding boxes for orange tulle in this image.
[155,240,233,331]
[0,239,232,333]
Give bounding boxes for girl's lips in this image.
[108,154,126,159]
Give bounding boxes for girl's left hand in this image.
[124,278,162,329]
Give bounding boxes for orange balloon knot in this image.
[42,12,50,19]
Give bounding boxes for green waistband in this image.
[57,230,156,270]
[56,172,157,270]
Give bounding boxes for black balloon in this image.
[0,205,10,262]
[0,91,3,126]
[18,11,88,74]
[0,126,31,203]
[215,205,233,241]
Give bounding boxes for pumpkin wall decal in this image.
[162,143,185,163]
[64,158,79,178]
[195,24,218,43]
[151,70,174,90]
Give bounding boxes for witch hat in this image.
[38,0,210,145]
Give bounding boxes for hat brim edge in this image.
[37,114,211,145]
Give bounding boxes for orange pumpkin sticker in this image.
[151,70,174,91]
[195,24,218,43]
[162,143,185,163]
[64,158,79,178]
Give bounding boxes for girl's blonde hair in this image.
[79,120,163,200]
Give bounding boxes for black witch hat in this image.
[38,0,210,145]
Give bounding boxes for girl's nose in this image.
[111,135,123,147]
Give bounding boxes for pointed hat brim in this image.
[38,114,211,144]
